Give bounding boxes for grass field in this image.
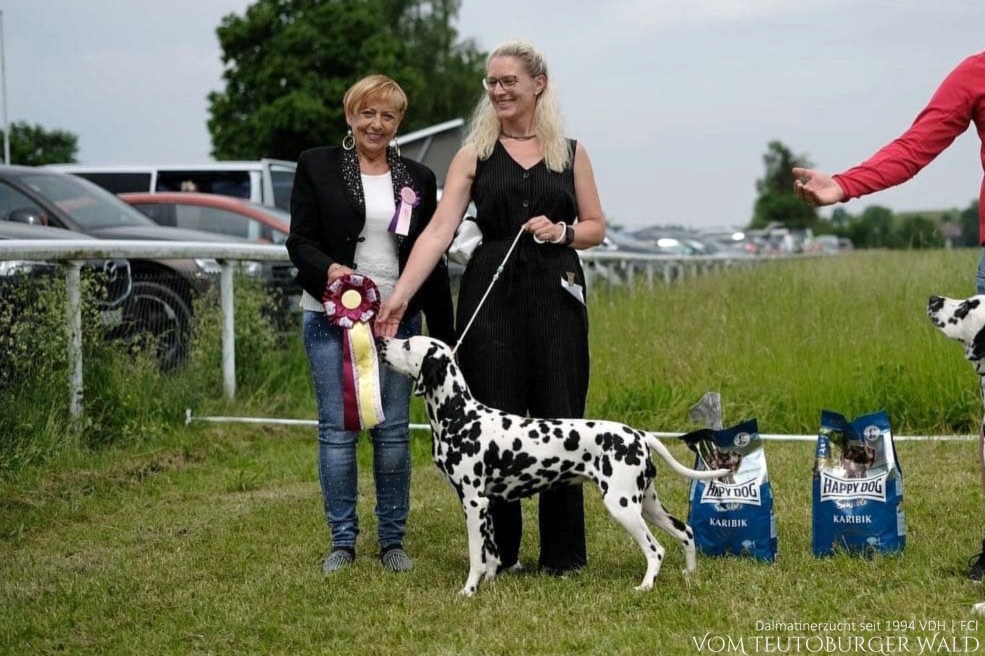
[2,249,985,655]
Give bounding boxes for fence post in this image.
[220,261,236,399]
[65,260,83,420]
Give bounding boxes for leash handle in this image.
[452,225,527,357]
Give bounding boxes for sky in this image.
[5,0,985,230]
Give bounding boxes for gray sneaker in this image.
[322,549,355,573]
[380,547,414,572]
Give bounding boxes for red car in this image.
[120,192,300,322]
[118,192,290,244]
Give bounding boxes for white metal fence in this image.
[2,241,975,443]
[0,240,779,420]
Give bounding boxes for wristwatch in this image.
[562,223,575,246]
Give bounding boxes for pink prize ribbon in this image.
[322,273,384,430]
[387,186,419,236]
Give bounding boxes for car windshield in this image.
[21,173,159,230]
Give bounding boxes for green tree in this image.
[830,207,853,231]
[1,121,78,165]
[959,200,980,247]
[750,140,817,230]
[896,214,944,249]
[207,0,485,161]
[856,205,894,249]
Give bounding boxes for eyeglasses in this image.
[482,75,519,91]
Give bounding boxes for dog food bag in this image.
[686,419,778,562]
[811,409,906,557]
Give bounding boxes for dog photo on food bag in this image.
[376,335,730,597]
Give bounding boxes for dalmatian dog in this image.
[377,335,729,597]
[927,294,985,615]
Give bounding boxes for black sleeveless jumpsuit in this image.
[455,139,589,572]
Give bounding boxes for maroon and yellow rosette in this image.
[322,273,384,430]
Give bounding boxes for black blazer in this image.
[286,146,454,344]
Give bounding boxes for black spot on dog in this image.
[971,327,985,362]
[564,431,581,451]
[956,298,982,320]
[601,455,613,478]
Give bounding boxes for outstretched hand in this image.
[792,167,845,207]
[375,294,407,339]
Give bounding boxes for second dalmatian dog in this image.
[377,335,729,597]
[927,294,985,615]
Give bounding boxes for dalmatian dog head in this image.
[928,295,985,374]
[376,336,462,397]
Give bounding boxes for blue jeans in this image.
[977,248,985,294]
[302,310,420,551]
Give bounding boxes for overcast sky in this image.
[6,0,984,229]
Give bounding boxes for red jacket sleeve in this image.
[833,53,984,200]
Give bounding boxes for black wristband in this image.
[562,224,575,246]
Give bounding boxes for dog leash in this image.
[452,225,527,357]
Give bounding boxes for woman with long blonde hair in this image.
[378,39,606,575]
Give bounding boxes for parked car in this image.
[598,229,669,254]
[118,192,301,319]
[630,227,756,259]
[0,165,241,368]
[0,222,133,384]
[118,192,290,243]
[0,221,132,319]
[46,159,296,211]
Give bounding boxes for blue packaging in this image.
[812,410,906,557]
[686,419,777,562]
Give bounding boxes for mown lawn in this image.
[2,249,984,655]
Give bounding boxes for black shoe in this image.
[380,544,414,572]
[968,539,985,583]
[323,547,355,573]
[540,562,585,577]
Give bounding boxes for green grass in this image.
[2,250,985,655]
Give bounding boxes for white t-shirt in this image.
[354,172,399,299]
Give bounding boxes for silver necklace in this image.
[500,132,537,141]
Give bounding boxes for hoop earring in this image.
[342,128,355,151]
[394,136,401,158]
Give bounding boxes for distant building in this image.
[395,118,465,187]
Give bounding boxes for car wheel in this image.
[118,279,192,370]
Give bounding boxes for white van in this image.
[46,159,297,211]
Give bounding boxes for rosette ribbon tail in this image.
[322,273,385,431]
[341,322,385,430]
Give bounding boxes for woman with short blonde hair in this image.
[288,74,454,575]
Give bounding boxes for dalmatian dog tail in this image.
[643,432,730,480]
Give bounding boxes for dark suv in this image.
[0,166,236,368]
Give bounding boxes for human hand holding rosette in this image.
[322,273,385,430]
